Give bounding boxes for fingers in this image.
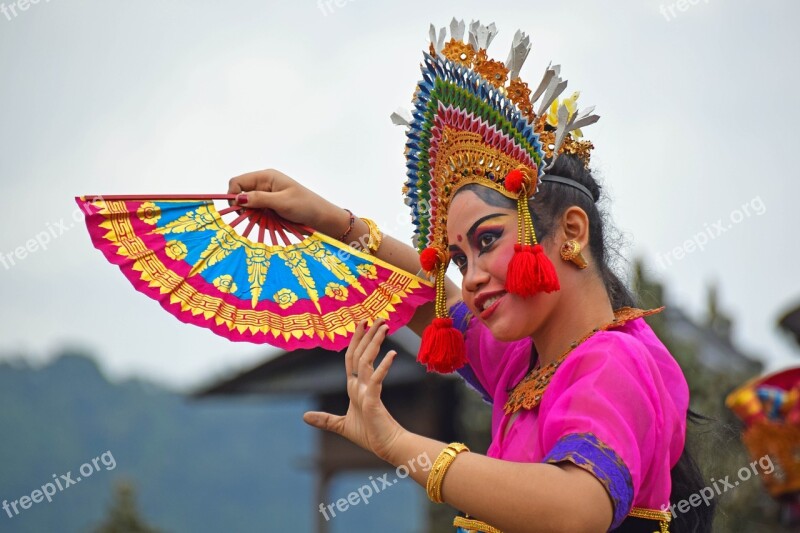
[345,320,367,380]
[227,178,243,195]
[345,319,388,386]
[361,350,396,418]
[228,171,260,209]
[227,170,279,209]
[371,350,396,386]
[226,189,277,210]
[303,411,345,434]
[227,170,270,195]
[357,322,389,379]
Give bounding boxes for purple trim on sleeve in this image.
[543,433,633,529]
[449,300,472,334]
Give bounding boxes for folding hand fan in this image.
[76,194,434,350]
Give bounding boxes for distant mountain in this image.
[0,352,321,532]
[0,352,423,533]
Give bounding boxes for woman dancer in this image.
[228,20,712,532]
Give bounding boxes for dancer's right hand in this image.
[227,168,348,236]
[302,319,407,463]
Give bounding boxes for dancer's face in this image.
[447,189,557,341]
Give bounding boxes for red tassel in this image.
[419,247,440,272]
[417,317,467,373]
[504,168,526,194]
[505,244,560,296]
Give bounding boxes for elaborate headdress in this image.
[392,19,600,372]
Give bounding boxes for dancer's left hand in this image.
[302,319,407,462]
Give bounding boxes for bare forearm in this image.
[386,431,613,533]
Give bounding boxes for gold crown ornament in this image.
[391,19,599,372]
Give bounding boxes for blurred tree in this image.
[94,480,163,533]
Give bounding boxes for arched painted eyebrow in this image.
[449,213,508,253]
[448,213,508,252]
[466,213,508,242]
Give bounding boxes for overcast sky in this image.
[0,0,797,390]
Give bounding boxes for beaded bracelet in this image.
[339,209,356,242]
[426,442,470,504]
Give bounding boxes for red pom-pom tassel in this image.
[505,244,560,296]
[417,317,467,373]
[504,168,526,194]
[419,247,440,273]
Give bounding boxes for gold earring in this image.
[560,240,588,269]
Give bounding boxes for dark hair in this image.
[457,155,634,309]
[455,154,714,531]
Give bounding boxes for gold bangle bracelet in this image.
[628,507,671,533]
[452,516,503,533]
[425,442,469,504]
[360,217,383,255]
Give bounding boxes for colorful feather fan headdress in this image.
[391,19,600,373]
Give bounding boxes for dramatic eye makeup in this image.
[448,213,508,272]
[474,225,503,253]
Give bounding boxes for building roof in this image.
[194,327,451,398]
[663,306,761,374]
[778,304,800,346]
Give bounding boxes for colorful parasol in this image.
[727,367,800,500]
[76,194,434,350]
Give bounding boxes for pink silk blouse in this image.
[452,305,689,528]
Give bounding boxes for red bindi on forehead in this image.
[457,235,463,242]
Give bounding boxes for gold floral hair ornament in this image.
[392,19,599,373]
